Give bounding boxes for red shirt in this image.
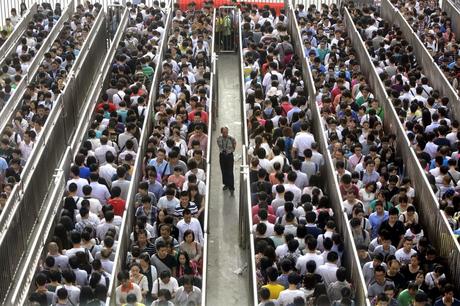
[253,213,276,224]
[108,197,126,216]
[252,203,275,216]
[281,102,293,116]
[188,110,209,124]
[96,101,117,113]
[331,86,342,101]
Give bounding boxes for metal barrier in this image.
[344,5,460,292]
[0,7,108,302]
[237,10,257,305]
[442,0,460,38]
[15,8,128,304]
[0,1,60,28]
[0,3,37,65]
[381,0,460,121]
[0,0,75,240]
[105,3,173,304]
[288,3,369,304]
[0,1,75,154]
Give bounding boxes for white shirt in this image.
[152,277,179,296]
[116,282,142,305]
[296,252,324,275]
[96,222,119,241]
[317,262,338,286]
[85,197,102,215]
[19,140,34,160]
[182,180,206,196]
[95,144,117,164]
[54,284,80,305]
[101,258,114,274]
[395,248,417,265]
[66,177,89,197]
[176,218,204,244]
[99,163,117,185]
[277,289,304,306]
[275,244,289,258]
[253,220,274,237]
[283,183,301,204]
[185,169,206,182]
[76,212,100,227]
[89,181,110,205]
[65,247,94,262]
[293,132,315,157]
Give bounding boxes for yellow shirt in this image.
[263,283,285,299]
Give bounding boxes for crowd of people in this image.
[305,2,458,305]
[388,0,460,237]
[0,3,62,114]
[0,2,97,216]
[17,0,460,305]
[391,0,460,94]
[241,4,359,306]
[28,0,212,305]
[0,5,28,46]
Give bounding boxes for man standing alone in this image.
[217,126,236,196]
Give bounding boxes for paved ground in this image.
[206,54,250,305]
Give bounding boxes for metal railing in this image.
[15,7,128,304]
[344,4,460,292]
[380,0,460,121]
[288,3,369,304]
[237,9,258,305]
[0,5,109,302]
[0,3,37,65]
[0,2,75,156]
[441,0,460,38]
[105,3,173,304]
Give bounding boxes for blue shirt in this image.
[79,166,91,179]
[148,158,171,178]
[148,180,164,202]
[434,298,460,306]
[0,157,7,174]
[369,211,389,239]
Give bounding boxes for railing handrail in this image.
[0,0,77,239]
[105,3,173,303]
[288,3,370,304]
[0,3,38,66]
[344,4,460,289]
[381,0,460,120]
[10,8,128,304]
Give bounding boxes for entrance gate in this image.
[215,6,238,52]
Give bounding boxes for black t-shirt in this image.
[417,151,432,165]
[386,271,407,293]
[162,254,177,269]
[400,264,419,282]
[0,146,13,163]
[254,237,275,249]
[5,167,21,182]
[378,220,405,247]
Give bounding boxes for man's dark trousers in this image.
[220,152,234,190]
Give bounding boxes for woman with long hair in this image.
[179,229,202,264]
[176,250,199,279]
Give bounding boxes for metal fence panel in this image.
[344,6,460,293]
[381,0,460,120]
[0,3,37,65]
[442,0,460,43]
[287,3,369,305]
[238,11,257,305]
[12,7,127,303]
[105,2,173,304]
[0,5,108,301]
